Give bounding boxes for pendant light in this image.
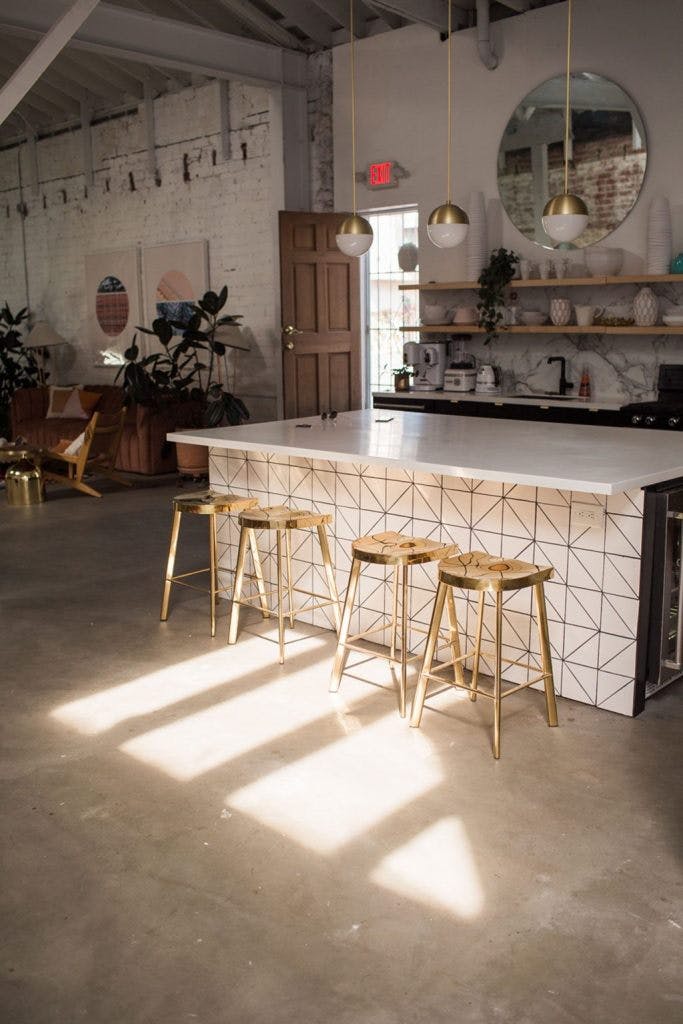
[542,0,589,243]
[427,0,468,249]
[336,0,373,257]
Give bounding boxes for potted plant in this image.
[477,248,520,344]
[117,286,249,477]
[0,304,38,438]
[392,365,413,392]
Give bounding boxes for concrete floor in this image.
[1,479,682,1023]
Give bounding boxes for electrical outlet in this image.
[571,503,605,528]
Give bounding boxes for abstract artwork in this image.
[142,241,209,332]
[85,248,141,359]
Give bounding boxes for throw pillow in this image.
[46,386,101,419]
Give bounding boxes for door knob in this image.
[282,325,303,336]
[283,339,295,350]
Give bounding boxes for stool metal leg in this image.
[276,529,285,664]
[227,526,249,645]
[317,524,341,632]
[209,512,217,637]
[247,528,270,619]
[330,557,362,691]
[399,564,409,717]
[285,528,295,627]
[410,580,448,728]
[470,592,485,701]
[390,565,399,659]
[493,591,503,759]
[160,508,182,621]
[445,588,465,687]
[534,582,559,727]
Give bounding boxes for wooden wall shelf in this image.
[401,324,683,336]
[399,273,683,292]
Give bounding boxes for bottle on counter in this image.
[579,367,592,399]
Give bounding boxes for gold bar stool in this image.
[330,532,459,717]
[228,505,341,664]
[410,551,559,758]
[161,490,267,637]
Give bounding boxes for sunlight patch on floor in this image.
[118,640,340,780]
[370,816,484,919]
[50,636,323,736]
[227,715,442,854]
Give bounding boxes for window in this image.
[364,207,419,402]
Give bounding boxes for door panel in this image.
[280,211,361,419]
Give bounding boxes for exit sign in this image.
[367,160,396,189]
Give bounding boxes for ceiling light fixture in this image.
[336,0,373,257]
[542,0,589,243]
[427,0,468,249]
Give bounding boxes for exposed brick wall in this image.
[0,80,291,422]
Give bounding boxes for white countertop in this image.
[373,390,627,411]
[169,409,683,494]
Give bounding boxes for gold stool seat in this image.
[228,504,340,664]
[410,550,558,758]
[161,490,264,637]
[331,531,459,717]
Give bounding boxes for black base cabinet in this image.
[372,393,621,428]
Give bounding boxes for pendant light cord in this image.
[563,0,573,195]
[350,0,357,215]
[446,0,452,204]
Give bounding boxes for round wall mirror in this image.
[95,275,129,336]
[497,72,647,248]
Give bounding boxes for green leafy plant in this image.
[477,248,520,344]
[0,303,38,437]
[116,286,249,427]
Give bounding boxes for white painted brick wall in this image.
[0,80,284,422]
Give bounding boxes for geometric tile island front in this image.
[209,448,644,717]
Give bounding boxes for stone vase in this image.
[633,286,658,327]
[466,191,487,282]
[397,243,418,272]
[646,196,672,274]
[550,297,572,326]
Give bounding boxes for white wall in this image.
[334,0,683,280]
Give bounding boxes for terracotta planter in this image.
[175,441,209,478]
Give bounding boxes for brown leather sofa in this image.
[10,385,195,475]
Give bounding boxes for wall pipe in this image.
[476,0,499,70]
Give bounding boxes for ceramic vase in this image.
[550,297,572,326]
[397,243,418,272]
[647,196,672,274]
[466,191,487,282]
[633,286,658,327]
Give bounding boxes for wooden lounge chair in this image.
[44,409,131,498]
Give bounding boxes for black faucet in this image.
[547,356,574,396]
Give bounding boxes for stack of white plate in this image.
[663,309,683,327]
[466,191,487,283]
[647,196,672,274]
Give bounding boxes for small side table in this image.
[0,445,46,506]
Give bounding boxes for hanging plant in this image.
[477,247,520,344]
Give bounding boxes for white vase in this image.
[633,286,658,327]
[397,242,418,272]
[647,196,672,275]
[466,191,487,282]
[550,298,572,326]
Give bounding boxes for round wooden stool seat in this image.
[352,531,457,566]
[438,550,554,592]
[238,504,332,530]
[172,490,259,516]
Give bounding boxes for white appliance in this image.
[403,341,447,391]
[444,341,476,392]
[475,364,502,394]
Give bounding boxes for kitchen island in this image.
[169,410,683,717]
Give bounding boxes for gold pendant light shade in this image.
[427,201,469,249]
[542,0,589,243]
[337,213,374,257]
[336,0,374,258]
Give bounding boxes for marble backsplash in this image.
[423,279,683,402]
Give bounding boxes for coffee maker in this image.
[403,341,447,391]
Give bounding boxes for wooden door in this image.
[279,211,362,418]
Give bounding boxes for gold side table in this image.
[410,550,558,758]
[0,445,46,506]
